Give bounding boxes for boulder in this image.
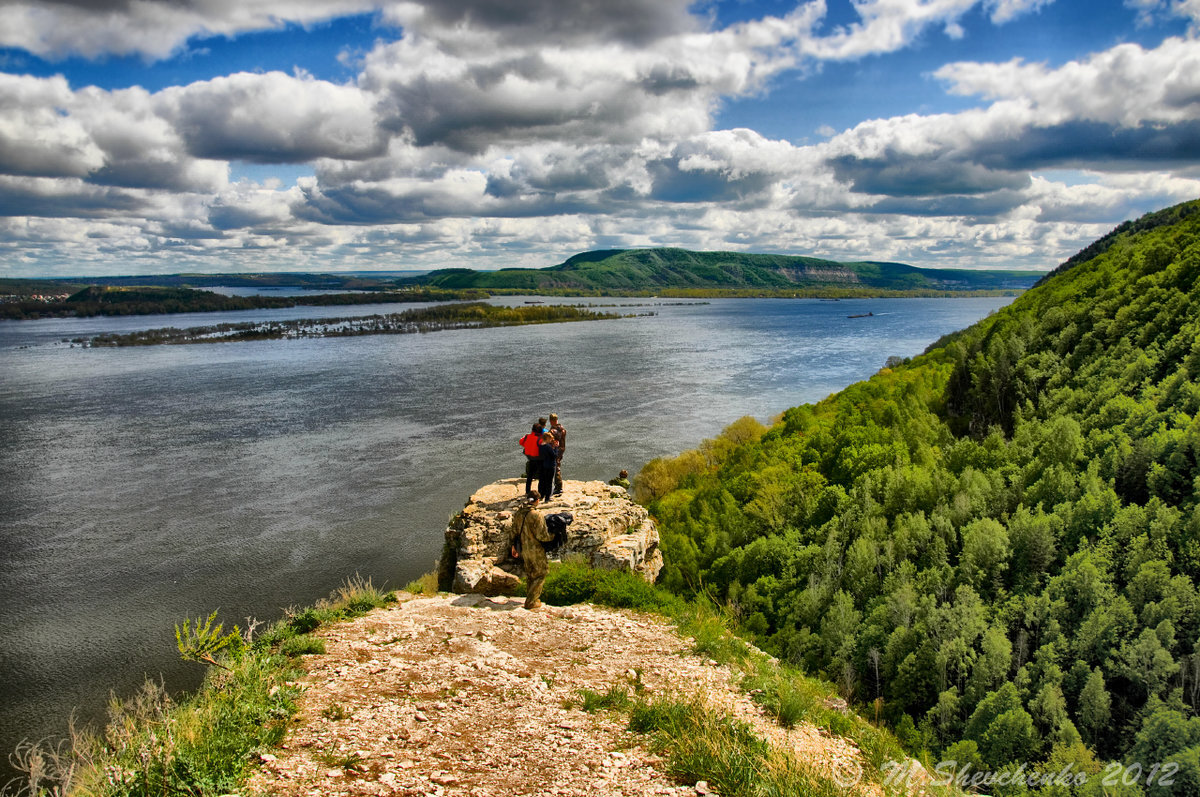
[441,478,663,595]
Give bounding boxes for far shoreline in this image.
[0,280,1026,321]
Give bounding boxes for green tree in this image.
[1077,668,1111,747]
[1116,626,1181,701]
[980,708,1039,767]
[960,517,1011,596]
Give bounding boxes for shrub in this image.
[594,571,682,613]
[287,607,324,635]
[542,561,683,613]
[175,610,245,668]
[404,571,440,595]
[543,561,598,605]
[280,634,326,657]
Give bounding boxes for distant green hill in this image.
[409,248,1042,294]
[639,199,1200,778]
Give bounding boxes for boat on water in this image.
[847,311,874,318]
[524,300,545,304]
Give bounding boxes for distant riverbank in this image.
[0,285,488,320]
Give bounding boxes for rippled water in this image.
[0,295,1010,766]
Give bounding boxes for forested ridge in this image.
[408,247,1041,294]
[638,199,1200,792]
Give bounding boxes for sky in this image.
[1,0,1198,277]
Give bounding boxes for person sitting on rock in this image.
[510,490,554,609]
[608,469,631,489]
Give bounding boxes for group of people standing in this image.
[518,413,566,502]
[512,413,567,609]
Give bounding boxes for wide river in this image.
[0,295,1011,765]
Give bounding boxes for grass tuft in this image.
[255,575,393,650]
[673,600,750,665]
[329,573,394,614]
[404,570,440,595]
[279,634,326,657]
[573,684,632,713]
[628,693,843,797]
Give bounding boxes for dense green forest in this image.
[637,200,1200,792]
[0,285,487,319]
[407,248,1041,294]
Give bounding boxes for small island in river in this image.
[75,302,641,347]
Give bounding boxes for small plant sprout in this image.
[174,611,242,670]
[242,616,266,645]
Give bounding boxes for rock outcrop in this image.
[440,478,663,595]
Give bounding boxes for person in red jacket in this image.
[518,419,546,495]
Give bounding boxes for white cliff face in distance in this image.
[442,478,664,596]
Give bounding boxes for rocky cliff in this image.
[440,478,663,596]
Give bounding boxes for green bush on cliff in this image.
[542,560,683,613]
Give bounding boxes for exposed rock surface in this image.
[441,478,663,596]
[246,594,879,797]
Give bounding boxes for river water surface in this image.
[0,295,1010,766]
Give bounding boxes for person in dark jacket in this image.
[537,432,558,503]
[548,413,567,496]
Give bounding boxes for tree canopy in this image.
[640,199,1200,788]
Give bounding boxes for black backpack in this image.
[544,512,573,552]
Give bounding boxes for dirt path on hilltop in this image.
[246,594,874,797]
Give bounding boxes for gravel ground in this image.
[245,593,875,797]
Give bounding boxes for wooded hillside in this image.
[410,248,1042,294]
[638,200,1200,791]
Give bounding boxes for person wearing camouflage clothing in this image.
[510,491,554,609]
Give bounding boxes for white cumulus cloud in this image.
[984,0,1055,23]
[156,71,387,163]
[935,36,1200,126]
[0,0,377,60]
